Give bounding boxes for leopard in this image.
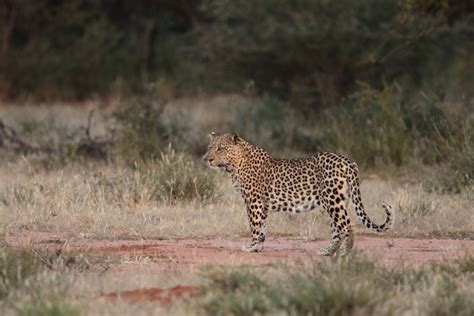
[204,132,392,256]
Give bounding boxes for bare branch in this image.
[0,111,111,160]
[0,118,42,154]
[376,10,446,65]
[85,110,95,142]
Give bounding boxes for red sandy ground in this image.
[5,230,474,269]
[5,230,474,303]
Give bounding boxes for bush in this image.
[200,0,470,107]
[0,247,41,299]
[18,301,80,316]
[96,148,217,204]
[0,246,109,314]
[200,254,474,315]
[228,97,298,153]
[320,83,409,166]
[0,246,109,300]
[318,83,474,179]
[227,96,322,155]
[110,99,191,162]
[425,122,474,193]
[141,148,217,203]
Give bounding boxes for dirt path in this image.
[5,230,473,271]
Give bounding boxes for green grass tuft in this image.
[18,301,80,316]
[199,254,474,315]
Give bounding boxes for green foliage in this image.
[424,276,474,316]
[202,269,275,315]
[1,0,472,102]
[0,0,200,99]
[4,114,109,165]
[200,255,474,315]
[18,301,80,316]
[200,0,472,106]
[143,148,217,203]
[426,124,474,193]
[0,247,41,299]
[227,96,324,155]
[111,100,191,161]
[0,246,110,299]
[432,256,474,276]
[229,97,302,154]
[11,184,36,206]
[321,83,409,166]
[96,148,217,203]
[317,83,474,188]
[0,245,106,316]
[400,200,434,218]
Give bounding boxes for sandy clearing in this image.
[5,230,473,271]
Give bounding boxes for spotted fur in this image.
[204,132,392,255]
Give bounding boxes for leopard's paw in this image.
[318,246,336,256]
[241,243,264,252]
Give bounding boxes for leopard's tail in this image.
[347,164,392,232]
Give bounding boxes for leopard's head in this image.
[204,132,246,172]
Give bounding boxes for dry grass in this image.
[2,242,472,316]
[1,102,473,316]
[0,156,472,241]
[197,254,474,316]
[7,249,473,316]
[0,100,472,240]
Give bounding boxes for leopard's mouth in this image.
[217,162,233,172]
[208,160,233,172]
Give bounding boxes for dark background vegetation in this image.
[0,0,473,191]
[0,0,472,103]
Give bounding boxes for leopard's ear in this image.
[231,133,241,144]
[208,131,217,139]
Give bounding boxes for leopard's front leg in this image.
[242,200,267,252]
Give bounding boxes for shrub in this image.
[200,0,468,108]
[97,148,217,203]
[0,245,107,315]
[202,269,275,315]
[228,97,315,154]
[142,148,217,203]
[110,99,191,161]
[0,247,41,299]
[0,246,110,299]
[230,97,292,151]
[201,256,384,315]
[426,123,474,193]
[199,255,474,315]
[1,112,110,166]
[432,256,474,276]
[318,83,474,182]
[18,301,80,316]
[320,83,409,166]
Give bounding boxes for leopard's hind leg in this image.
[318,218,342,256]
[340,215,354,255]
[318,179,352,256]
[340,186,354,255]
[318,196,343,256]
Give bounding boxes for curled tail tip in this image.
[382,201,392,213]
[380,201,393,231]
